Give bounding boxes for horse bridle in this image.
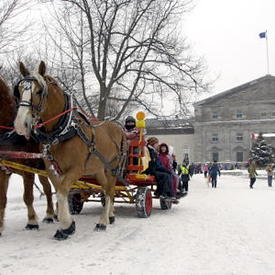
[14,76,47,113]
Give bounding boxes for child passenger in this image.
[158,143,177,197]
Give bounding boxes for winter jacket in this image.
[266,166,273,177]
[248,165,258,178]
[144,145,171,175]
[159,153,172,171]
[179,164,190,181]
[209,164,221,177]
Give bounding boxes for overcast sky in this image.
[184,0,274,97]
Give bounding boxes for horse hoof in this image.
[53,221,75,240]
[42,217,54,224]
[109,216,115,224]
[62,221,76,235]
[25,224,39,230]
[54,230,69,240]
[94,224,106,231]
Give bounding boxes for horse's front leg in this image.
[38,175,55,223]
[23,173,39,230]
[51,173,77,240]
[0,171,10,236]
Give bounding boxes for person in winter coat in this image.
[178,161,190,193]
[265,164,274,187]
[248,161,258,189]
[124,116,139,140]
[202,163,209,178]
[158,143,177,197]
[209,161,221,188]
[143,137,176,201]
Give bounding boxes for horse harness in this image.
[14,76,126,180]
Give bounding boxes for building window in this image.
[236,152,243,162]
[212,133,219,142]
[261,112,267,117]
[212,112,218,119]
[272,111,275,116]
[212,152,219,162]
[236,111,243,119]
[236,133,243,142]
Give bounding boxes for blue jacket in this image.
[209,164,221,177]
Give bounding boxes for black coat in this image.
[144,146,171,175]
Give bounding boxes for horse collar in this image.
[33,93,76,144]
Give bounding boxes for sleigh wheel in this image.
[160,197,172,210]
[135,187,152,218]
[68,193,84,214]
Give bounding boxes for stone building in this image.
[193,74,275,163]
[146,119,194,163]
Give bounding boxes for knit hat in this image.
[147,137,159,146]
[125,116,136,130]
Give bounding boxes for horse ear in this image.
[38,61,46,76]
[19,62,30,77]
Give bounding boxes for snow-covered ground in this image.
[1,173,275,275]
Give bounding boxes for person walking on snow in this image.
[178,161,190,194]
[265,163,273,187]
[248,161,258,189]
[209,161,220,188]
[202,163,209,178]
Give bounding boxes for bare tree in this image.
[0,0,33,54]
[42,0,210,120]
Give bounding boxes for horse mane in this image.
[43,75,59,86]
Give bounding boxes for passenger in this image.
[124,116,141,165]
[124,116,139,140]
[144,137,177,203]
[158,143,177,197]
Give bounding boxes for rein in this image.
[0,126,14,130]
[0,108,76,131]
[34,107,77,129]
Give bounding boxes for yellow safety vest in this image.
[180,165,189,175]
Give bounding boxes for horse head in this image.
[14,61,61,139]
[0,75,16,128]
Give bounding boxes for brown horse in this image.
[14,61,126,240]
[0,75,55,236]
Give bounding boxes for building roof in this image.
[146,118,192,128]
[146,118,194,135]
[194,74,275,107]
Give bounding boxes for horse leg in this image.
[38,175,55,223]
[95,173,116,231]
[51,174,77,240]
[0,171,10,236]
[23,173,39,230]
[107,175,116,225]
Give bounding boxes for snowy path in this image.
[1,173,275,275]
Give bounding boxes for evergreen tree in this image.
[249,133,274,166]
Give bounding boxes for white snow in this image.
[1,173,275,275]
